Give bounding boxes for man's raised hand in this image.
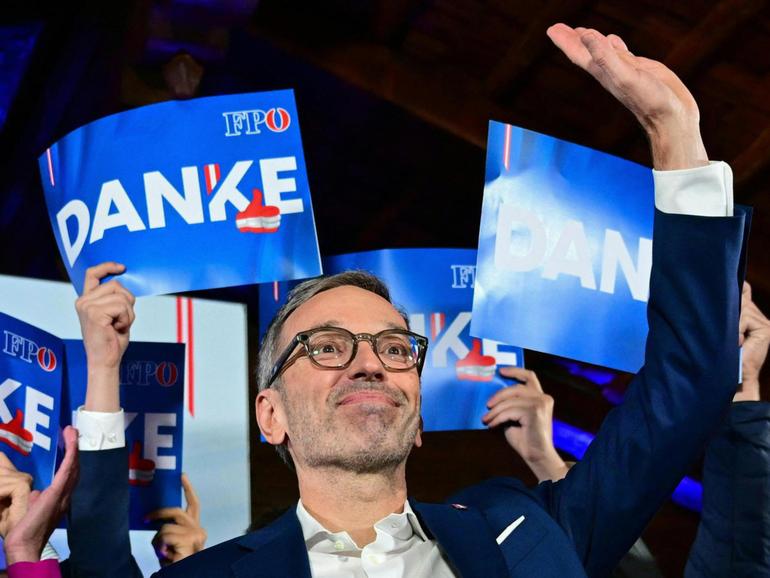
[547,23,708,170]
[75,262,135,412]
[734,282,770,402]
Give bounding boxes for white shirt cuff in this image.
[76,407,125,451]
[652,161,733,217]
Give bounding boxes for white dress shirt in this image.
[296,500,458,577]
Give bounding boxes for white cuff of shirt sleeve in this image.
[652,161,733,217]
[76,407,125,451]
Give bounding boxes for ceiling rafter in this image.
[483,0,589,97]
[599,0,767,152]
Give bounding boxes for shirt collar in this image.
[296,499,430,549]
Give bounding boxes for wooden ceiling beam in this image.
[484,0,589,98]
[599,0,766,151]
[734,124,770,189]
[663,0,766,79]
[253,26,499,147]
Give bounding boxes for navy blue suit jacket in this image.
[62,445,143,578]
[156,208,750,578]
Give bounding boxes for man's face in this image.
[271,285,422,474]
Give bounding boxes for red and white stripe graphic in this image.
[176,297,195,417]
[430,312,445,340]
[204,163,221,194]
[46,148,55,186]
[503,123,512,171]
[273,281,280,302]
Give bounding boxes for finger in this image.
[482,397,537,424]
[80,279,136,306]
[744,281,752,301]
[0,452,16,470]
[146,507,196,527]
[82,294,135,331]
[496,367,543,392]
[0,478,33,500]
[547,23,592,70]
[181,473,201,521]
[155,525,191,541]
[579,28,637,89]
[742,302,770,332]
[486,408,527,429]
[607,33,629,53]
[50,426,79,495]
[82,263,126,295]
[486,383,544,411]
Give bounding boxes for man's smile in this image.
[338,391,400,407]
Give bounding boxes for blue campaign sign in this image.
[62,340,185,530]
[472,122,654,372]
[0,312,62,490]
[259,249,525,431]
[39,90,322,296]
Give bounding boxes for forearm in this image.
[525,449,570,483]
[84,366,121,412]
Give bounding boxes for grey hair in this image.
[257,270,408,468]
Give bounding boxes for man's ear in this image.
[414,415,423,448]
[256,389,287,445]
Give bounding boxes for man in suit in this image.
[154,23,749,578]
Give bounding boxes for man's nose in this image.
[346,339,386,381]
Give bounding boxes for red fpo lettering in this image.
[36,347,57,372]
[154,362,178,387]
[265,108,291,133]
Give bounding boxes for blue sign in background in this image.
[259,248,525,431]
[257,249,704,511]
[39,90,322,296]
[62,340,185,530]
[472,123,654,372]
[0,313,62,490]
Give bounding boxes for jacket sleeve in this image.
[533,207,749,578]
[685,401,770,578]
[64,446,143,578]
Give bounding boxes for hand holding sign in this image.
[148,473,207,566]
[0,452,33,539]
[4,426,79,564]
[75,262,136,412]
[483,368,569,483]
[734,282,770,402]
[547,24,708,170]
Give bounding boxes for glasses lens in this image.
[376,331,420,369]
[307,330,354,367]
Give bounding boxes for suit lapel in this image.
[231,509,312,578]
[410,500,509,577]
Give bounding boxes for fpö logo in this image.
[120,360,179,387]
[2,331,57,372]
[222,108,291,137]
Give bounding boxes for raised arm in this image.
[533,25,747,576]
[64,262,142,578]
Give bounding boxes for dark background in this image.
[2,2,770,575]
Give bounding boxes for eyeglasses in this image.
[266,326,428,387]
